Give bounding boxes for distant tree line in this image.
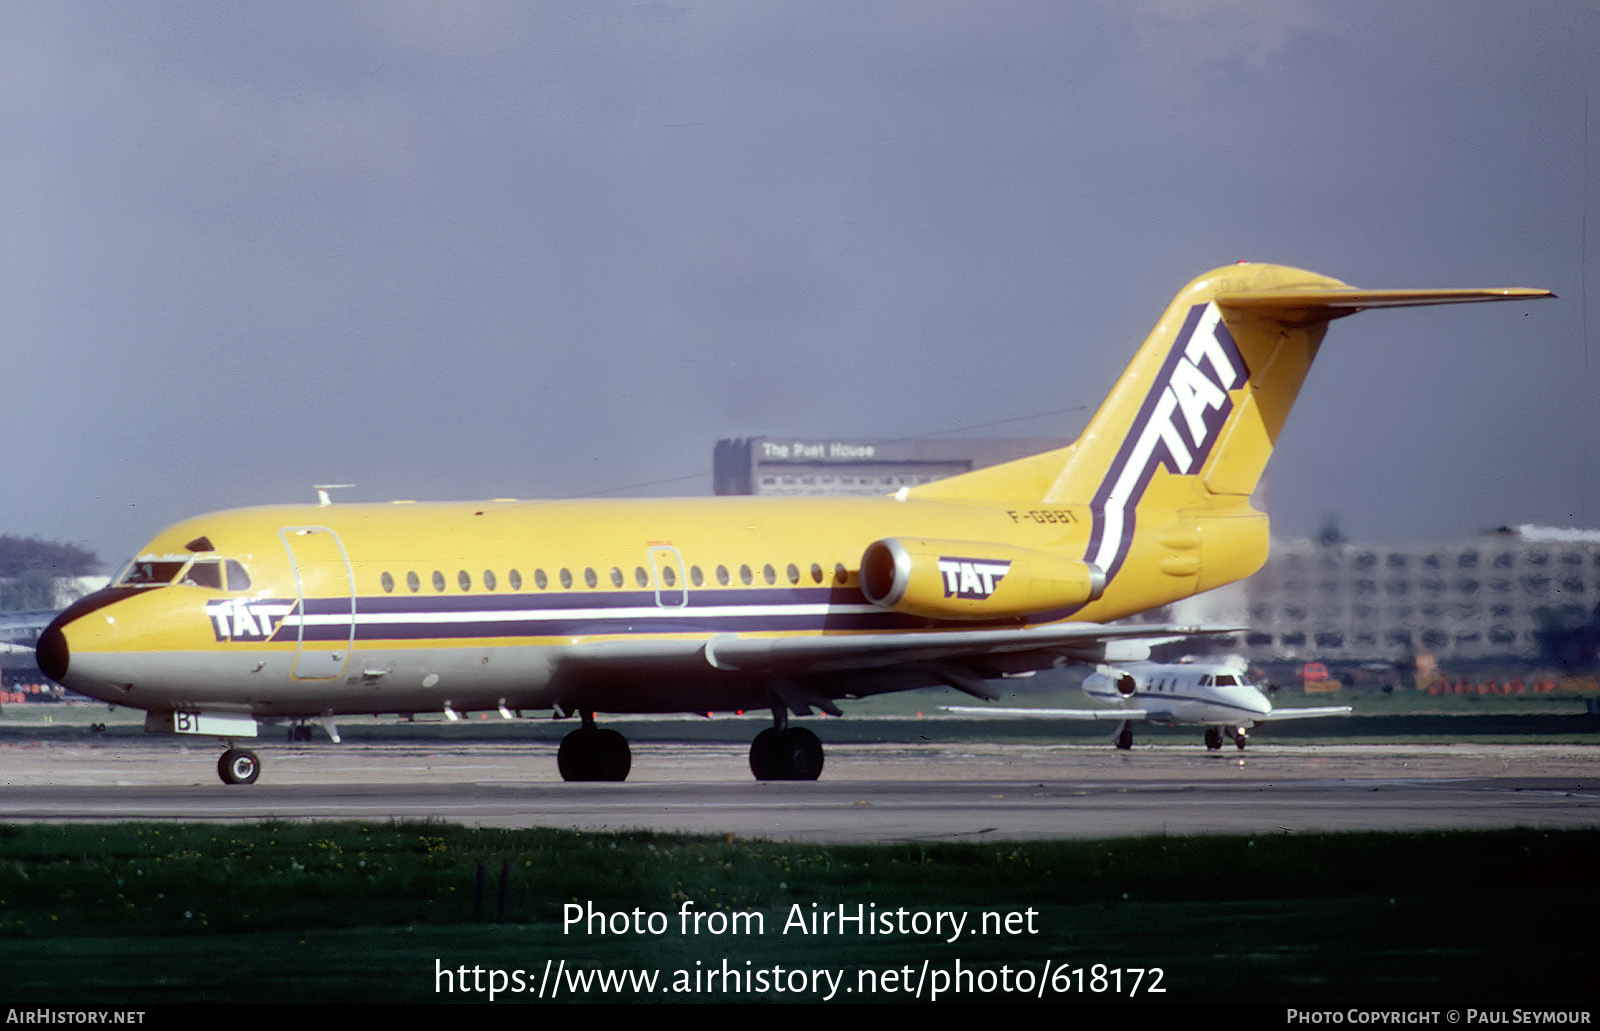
[0,535,101,611]
[0,535,99,578]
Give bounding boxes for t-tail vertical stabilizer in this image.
[912,262,1552,610]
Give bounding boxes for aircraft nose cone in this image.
[37,616,69,682]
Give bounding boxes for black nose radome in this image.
[37,619,68,682]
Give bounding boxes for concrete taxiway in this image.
[1,737,1596,841]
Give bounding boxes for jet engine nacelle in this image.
[859,538,1105,620]
[1084,669,1140,698]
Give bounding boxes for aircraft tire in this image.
[558,727,632,782]
[766,727,825,781]
[1234,728,1248,751]
[593,728,631,781]
[218,748,261,785]
[1115,725,1134,751]
[748,728,780,780]
[1204,727,1223,750]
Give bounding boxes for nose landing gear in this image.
[217,747,260,785]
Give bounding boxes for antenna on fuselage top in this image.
[313,484,355,507]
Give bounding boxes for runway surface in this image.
[2,737,1597,841]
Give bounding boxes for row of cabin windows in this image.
[377,562,853,595]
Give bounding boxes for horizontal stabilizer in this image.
[1218,286,1553,322]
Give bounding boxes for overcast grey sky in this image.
[5,0,1596,565]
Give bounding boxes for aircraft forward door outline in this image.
[280,526,355,680]
[648,545,688,608]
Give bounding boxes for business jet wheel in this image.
[1115,725,1134,751]
[218,748,260,785]
[557,727,631,782]
[749,727,824,781]
[1204,727,1223,750]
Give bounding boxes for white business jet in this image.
[947,660,1352,750]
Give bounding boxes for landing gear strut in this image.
[749,708,824,780]
[557,713,632,782]
[217,748,260,785]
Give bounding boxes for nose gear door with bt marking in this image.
[279,526,355,680]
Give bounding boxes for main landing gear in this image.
[1204,726,1249,750]
[749,725,824,781]
[557,713,632,782]
[1114,721,1134,751]
[218,747,260,785]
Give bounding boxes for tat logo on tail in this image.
[1086,303,1247,581]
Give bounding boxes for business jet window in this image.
[483,570,497,591]
[432,571,446,592]
[181,561,223,589]
[225,560,252,591]
[120,560,186,586]
[509,570,522,590]
[381,572,395,594]
[458,570,472,591]
[407,571,421,593]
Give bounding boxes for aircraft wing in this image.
[943,705,1148,721]
[1257,705,1353,721]
[699,622,1241,673]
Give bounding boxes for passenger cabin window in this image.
[381,572,395,594]
[509,570,522,590]
[483,570,497,591]
[432,571,446,592]
[690,566,704,587]
[407,571,421,593]
[459,570,473,591]
[584,568,598,589]
[559,568,573,589]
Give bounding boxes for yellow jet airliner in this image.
[38,263,1550,784]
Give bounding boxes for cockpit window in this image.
[225,560,252,591]
[119,560,187,586]
[1213,674,1240,686]
[181,561,224,589]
